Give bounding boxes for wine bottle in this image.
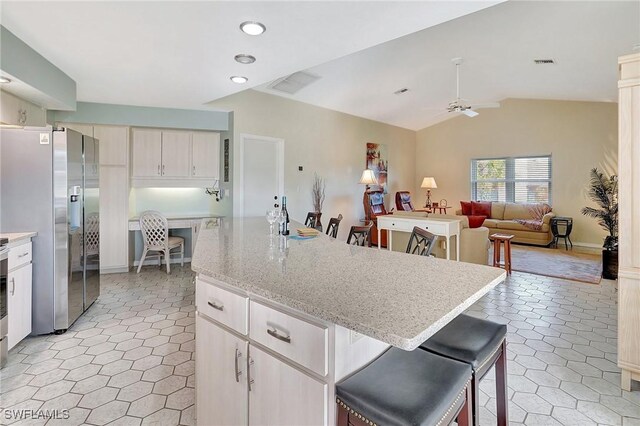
[282,196,290,236]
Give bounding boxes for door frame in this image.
[234,133,285,217]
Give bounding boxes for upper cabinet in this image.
[192,132,221,179]
[131,128,221,186]
[0,90,46,127]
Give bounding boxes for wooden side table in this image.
[490,233,514,275]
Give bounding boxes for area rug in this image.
[488,244,602,284]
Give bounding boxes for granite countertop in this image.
[0,232,37,244]
[192,217,506,350]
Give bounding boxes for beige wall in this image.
[415,98,618,247]
[210,90,416,240]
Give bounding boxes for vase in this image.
[602,249,618,280]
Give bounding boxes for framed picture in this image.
[366,142,388,194]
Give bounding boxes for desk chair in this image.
[137,211,185,274]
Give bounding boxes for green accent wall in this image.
[50,102,229,131]
[1,25,76,110]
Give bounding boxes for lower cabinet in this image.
[8,263,32,349]
[249,345,327,425]
[196,314,327,426]
[196,315,248,426]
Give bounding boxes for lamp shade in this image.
[421,177,438,189]
[359,169,379,185]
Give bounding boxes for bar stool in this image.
[420,314,508,426]
[490,233,514,275]
[347,223,373,247]
[336,347,473,426]
[326,214,343,238]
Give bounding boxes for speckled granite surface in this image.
[192,218,506,350]
[0,232,37,245]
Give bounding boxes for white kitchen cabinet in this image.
[131,128,221,186]
[249,345,327,426]
[161,131,191,177]
[132,129,162,178]
[99,166,129,273]
[7,241,33,349]
[192,132,220,178]
[95,125,129,166]
[196,315,248,426]
[0,90,46,127]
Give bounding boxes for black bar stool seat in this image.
[419,314,508,426]
[420,314,506,368]
[336,347,472,426]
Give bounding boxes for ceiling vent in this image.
[268,71,321,95]
[534,59,555,64]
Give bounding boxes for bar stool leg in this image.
[336,403,349,426]
[457,384,473,426]
[495,340,509,426]
[471,374,480,426]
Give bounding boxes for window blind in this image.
[471,156,551,203]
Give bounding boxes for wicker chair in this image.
[137,211,184,274]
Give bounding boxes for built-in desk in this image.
[128,215,223,266]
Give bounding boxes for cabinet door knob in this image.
[193,165,196,176]
[162,164,165,175]
[157,164,161,175]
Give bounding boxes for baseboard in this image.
[133,257,192,267]
[100,266,130,274]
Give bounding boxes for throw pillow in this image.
[471,201,492,218]
[460,201,472,215]
[468,215,487,228]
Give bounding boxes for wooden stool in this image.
[490,234,514,275]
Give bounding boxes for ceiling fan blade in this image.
[462,109,479,118]
[469,102,501,109]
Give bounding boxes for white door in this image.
[239,134,284,217]
[196,315,249,426]
[132,129,162,177]
[192,132,220,178]
[161,131,191,177]
[248,344,327,426]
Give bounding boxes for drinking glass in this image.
[266,209,278,235]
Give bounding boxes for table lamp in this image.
[359,169,378,221]
[421,177,437,208]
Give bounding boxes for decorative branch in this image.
[312,173,326,213]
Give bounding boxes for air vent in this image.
[394,88,409,95]
[534,59,555,64]
[268,71,320,94]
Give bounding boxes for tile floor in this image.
[1,266,639,425]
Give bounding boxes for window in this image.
[471,156,551,203]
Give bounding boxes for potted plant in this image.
[581,168,618,279]
[311,173,326,231]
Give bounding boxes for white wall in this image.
[210,89,416,240]
[415,98,618,246]
[130,188,227,217]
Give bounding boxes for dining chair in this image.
[137,210,185,274]
[326,214,343,238]
[305,212,322,230]
[406,226,438,257]
[346,223,373,247]
[84,213,100,257]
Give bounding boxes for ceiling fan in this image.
[438,57,500,118]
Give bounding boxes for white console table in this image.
[376,215,461,260]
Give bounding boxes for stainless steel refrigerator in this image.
[0,126,100,334]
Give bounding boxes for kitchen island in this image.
[192,217,506,425]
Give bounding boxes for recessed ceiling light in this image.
[230,76,248,84]
[0,77,11,84]
[235,54,256,64]
[240,21,266,36]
